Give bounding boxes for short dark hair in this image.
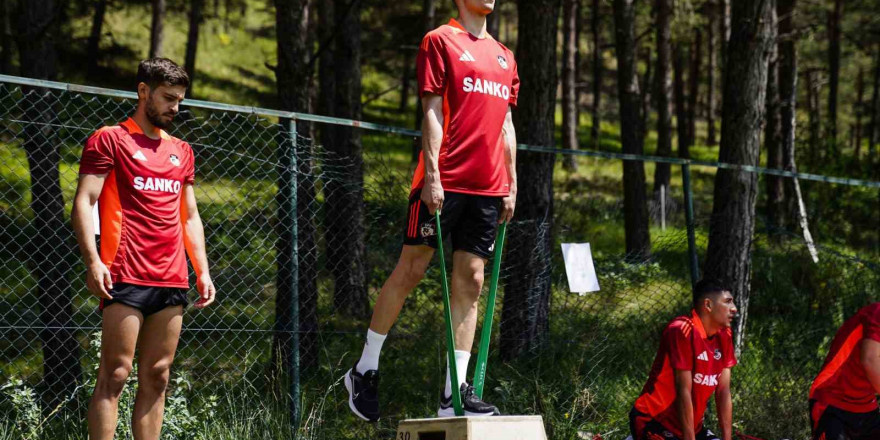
[692,278,731,309]
[136,58,189,90]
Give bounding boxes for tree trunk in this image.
[273,0,318,375]
[707,0,718,146]
[413,0,435,161]
[562,0,579,171]
[721,0,730,76]
[826,0,842,144]
[674,45,689,159]
[703,0,774,354]
[870,45,880,165]
[184,0,205,97]
[764,29,783,232]
[326,0,367,317]
[854,68,864,164]
[487,0,501,37]
[653,0,673,194]
[613,0,651,261]
[778,0,818,262]
[149,0,165,58]
[318,0,335,132]
[17,0,82,409]
[640,47,652,144]
[86,0,107,72]
[687,29,702,148]
[591,0,603,148]
[500,0,559,361]
[807,70,821,166]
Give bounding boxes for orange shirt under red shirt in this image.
[412,18,520,197]
[633,310,737,437]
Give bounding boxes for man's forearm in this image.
[716,390,733,440]
[72,199,100,265]
[421,117,443,182]
[676,389,696,440]
[184,215,210,277]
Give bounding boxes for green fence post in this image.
[283,118,300,432]
[682,163,700,288]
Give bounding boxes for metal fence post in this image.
[681,163,700,288]
[284,118,301,432]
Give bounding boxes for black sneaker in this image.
[344,366,380,421]
[437,383,499,417]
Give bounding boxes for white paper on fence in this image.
[93,202,100,235]
[561,243,600,295]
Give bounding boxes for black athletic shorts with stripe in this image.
[403,190,502,260]
[100,282,189,317]
[810,400,880,440]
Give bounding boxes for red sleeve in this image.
[183,142,195,185]
[417,32,447,97]
[508,54,520,107]
[667,323,693,371]
[79,128,116,175]
[863,303,880,343]
[723,328,738,368]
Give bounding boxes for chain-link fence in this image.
[1,75,878,440]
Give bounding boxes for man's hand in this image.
[500,191,516,224]
[86,261,113,300]
[194,272,216,309]
[421,179,444,215]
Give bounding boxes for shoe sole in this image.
[344,369,377,422]
[436,406,495,417]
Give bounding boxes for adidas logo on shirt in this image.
[132,150,148,161]
[459,50,476,62]
[697,351,709,361]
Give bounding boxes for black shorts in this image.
[810,400,880,440]
[403,190,502,260]
[100,282,189,317]
[629,408,719,440]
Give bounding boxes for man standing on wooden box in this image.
[344,0,519,422]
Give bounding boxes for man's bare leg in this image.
[88,304,143,440]
[368,244,435,334]
[132,305,183,440]
[450,250,487,353]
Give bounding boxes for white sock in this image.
[355,329,387,374]
[444,350,471,397]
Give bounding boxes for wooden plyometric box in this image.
[396,415,547,440]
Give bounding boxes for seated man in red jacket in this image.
[629,279,738,440]
[810,302,880,440]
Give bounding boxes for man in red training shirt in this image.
[72,58,215,440]
[809,302,880,440]
[344,0,519,421]
[629,279,738,440]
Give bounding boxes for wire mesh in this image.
[0,80,878,440]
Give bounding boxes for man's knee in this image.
[139,361,172,395]
[395,249,432,287]
[461,270,484,297]
[98,360,133,397]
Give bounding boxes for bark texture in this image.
[272,0,319,374]
[149,0,165,58]
[653,0,673,194]
[500,0,560,361]
[562,0,579,171]
[17,0,82,408]
[613,0,651,260]
[703,0,775,353]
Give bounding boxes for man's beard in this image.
[145,100,174,129]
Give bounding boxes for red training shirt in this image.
[810,302,880,413]
[79,118,195,289]
[634,310,737,437]
[412,18,520,196]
